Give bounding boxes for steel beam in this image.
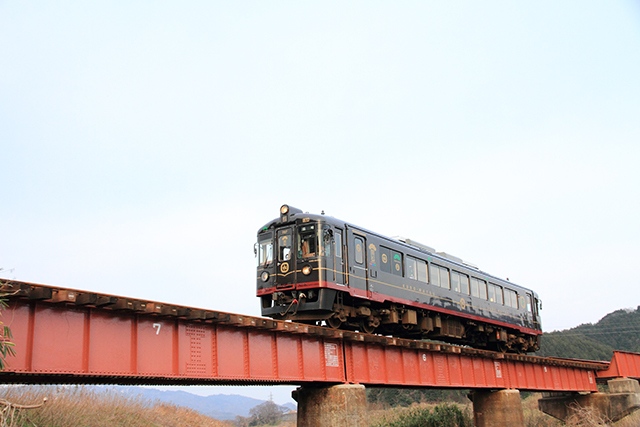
[1,285,346,385]
[344,340,600,391]
[0,280,612,392]
[597,351,640,380]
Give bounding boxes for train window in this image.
[451,271,460,292]
[526,294,533,312]
[504,289,518,309]
[478,279,487,300]
[405,256,427,282]
[503,289,511,307]
[257,234,273,266]
[392,250,403,276]
[298,225,317,258]
[470,278,478,297]
[440,267,450,289]
[488,283,503,304]
[416,258,428,283]
[406,256,417,280]
[430,264,450,289]
[471,277,487,299]
[335,230,343,258]
[321,227,332,257]
[354,237,364,265]
[277,228,292,261]
[459,273,470,295]
[380,246,391,274]
[430,264,440,287]
[451,271,469,294]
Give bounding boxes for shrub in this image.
[371,403,472,427]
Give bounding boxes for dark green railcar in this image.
[256,204,542,353]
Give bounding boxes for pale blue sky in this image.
[2,1,640,403]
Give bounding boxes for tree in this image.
[248,400,284,426]
[0,274,16,370]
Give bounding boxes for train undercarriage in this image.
[276,293,540,353]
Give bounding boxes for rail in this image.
[0,279,628,392]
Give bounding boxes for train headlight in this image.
[280,204,302,222]
[302,265,312,275]
[280,204,290,222]
[260,271,270,282]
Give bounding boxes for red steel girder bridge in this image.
[0,279,634,391]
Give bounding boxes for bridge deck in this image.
[0,279,631,392]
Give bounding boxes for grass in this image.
[0,385,232,427]
[369,402,473,427]
[369,393,640,427]
[522,393,640,427]
[2,386,640,427]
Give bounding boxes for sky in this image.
[2,1,640,405]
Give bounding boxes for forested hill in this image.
[536,306,640,361]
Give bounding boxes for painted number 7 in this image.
[153,323,162,335]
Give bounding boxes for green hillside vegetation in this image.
[536,332,613,361]
[537,306,640,360]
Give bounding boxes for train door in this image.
[334,228,345,284]
[321,225,335,284]
[323,227,345,285]
[526,292,541,329]
[532,296,542,329]
[347,230,368,297]
[275,227,295,288]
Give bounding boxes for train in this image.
[255,204,542,353]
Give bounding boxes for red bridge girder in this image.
[596,350,640,381]
[0,280,618,392]
[344,341,601,391]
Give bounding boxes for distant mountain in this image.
[537,306,640,361]
[118,387,296,421]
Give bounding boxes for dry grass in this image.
[522,393,562,427]
[564,403,610,426]
[613,410,640,427]
[0,385,232,427]
[3,386,640,427]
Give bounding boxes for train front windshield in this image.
[297,224,318,258]
[256,211,347,296]
[256,221,324,289]
[256,233,273,266]
[272,224,320,262]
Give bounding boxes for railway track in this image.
[0,279,608,375]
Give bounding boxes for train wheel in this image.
[495,342,509,353]
[327,316,342,329]
[359,318,376,334]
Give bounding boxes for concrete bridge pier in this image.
[293,384,368,427]
[293,384,528,427]
[538,378,640,423]
[469,389,525,427]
